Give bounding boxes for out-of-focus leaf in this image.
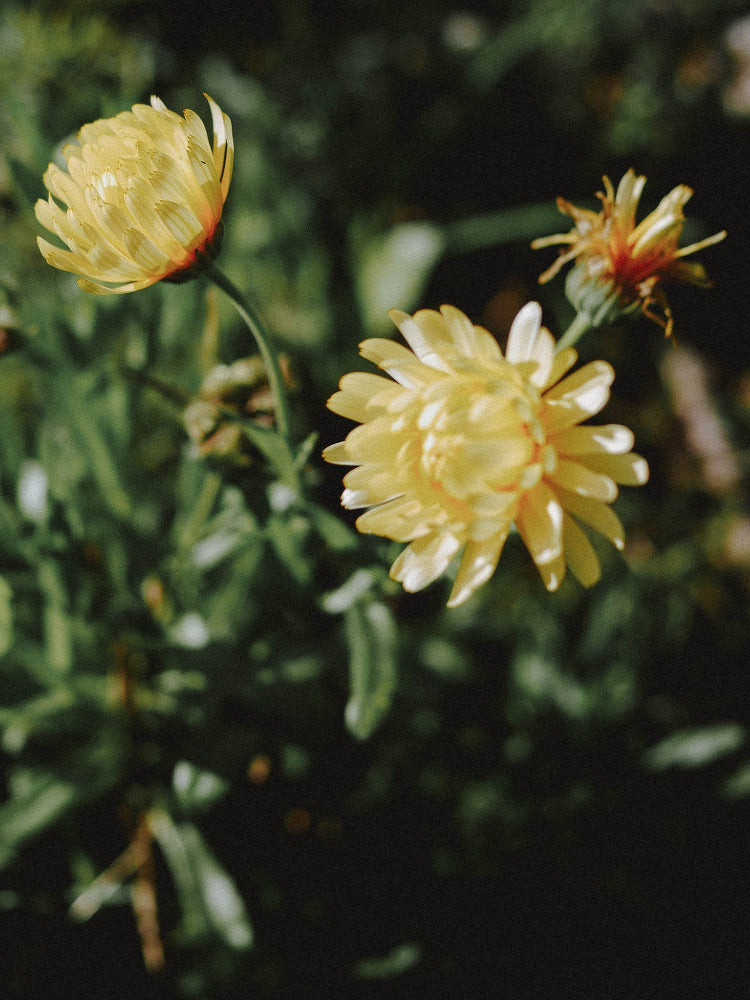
[343,600,397,740]
[512,650,590,720]
[0,740,122,870]
[0,575,12,658]
[643,723,746,771]
[173,761,230,815]
[16,459,49,523]
[266,512,312,585]
[5,155,43,214]
[419,636,473,681]
[322,568,377,614]
[0,774,76,870]
[149,811,253,951]
[353,941,423,980]
[467,0,600,91]
[720,762,750,800]
[190,496,259,571]
[308,503,359,554]
[444,201,573,255]
[55,372,132,520]
[38,418,88,519]
[0,686,76,753]
[38,560,72,674]
[350,218,446,334]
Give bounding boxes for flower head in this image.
[324,303,649,606]
[183,356,274,464]
[532,169,726,338]
[35,94,234,294]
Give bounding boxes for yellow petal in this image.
[447,533,509,607]
[583,452,650,486]
[549,458,618,502]
[554,424,635,456]
[562,513,601,587]
[555,488,625,550]
[390,530,463,592]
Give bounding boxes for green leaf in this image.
[0,740,122,870]
[265,512,312,586]
[54,371,132,520]
[149,811,253,950]
[322,569,377,614]
[350,218,446,334]
[353,942,423,981]
[0,773,77,870]
[308,503,359,554]
[0,576,12,658]
[38,560,72,674]
[343,600,398,740]
[643,723,745,771]
[172,761,230,815]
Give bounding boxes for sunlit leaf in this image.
[350,218,446,334]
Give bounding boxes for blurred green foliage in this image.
[1,1,750,997]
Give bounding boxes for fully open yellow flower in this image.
[35,94,233,294]
[324,303,649,606]
[532,169,726,338]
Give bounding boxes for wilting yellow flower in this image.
[35,94,233,294]
[324,303,649,606]
[532,169,726,338]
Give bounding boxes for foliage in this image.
[1,1,750,997]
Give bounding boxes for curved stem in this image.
[203,263,293,442]
[554,311,592,354]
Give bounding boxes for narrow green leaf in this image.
[643,723,745,771]
[343,600,398,740]
[308,503,359,554]
[265,512,312,585]
[0,576,12,658]
[149,812,253,950]
[0,775,76,869]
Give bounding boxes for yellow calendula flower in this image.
[35,94,233,294]
[532,169,726,338]
[324,303,649,606]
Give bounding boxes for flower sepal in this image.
[564,264,640,329]
[162,221,225,285]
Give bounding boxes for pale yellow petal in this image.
[387,308,455,372]
[548,458,618,502]
[504,301,543,364]
[390,530,463,592]
[357,496,435,543]
[562,513,601,587]
[440,304,502,363]
[554,423,634,456]
[555,488,625,550]
[327,371,404,421]
[359,337,442,388]
[581,452,650,486]
[447,533,509,607]
[204,94,234,201]
[516,483,564,572]
[342,464,403,508]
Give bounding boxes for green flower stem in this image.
[203,263,293,443]
[554,311,593,354]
